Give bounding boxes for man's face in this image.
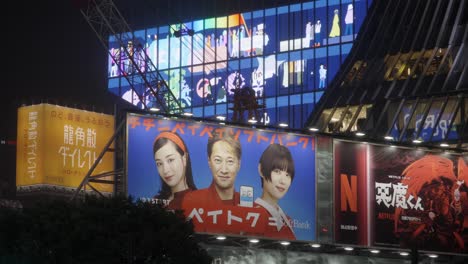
[208,141,240,191]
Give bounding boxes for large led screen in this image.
[16,104,115,193]
[109,0,371,129]
[127,114,316,241]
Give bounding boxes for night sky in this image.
[2,0,109,195]
[8,0,107,103]
[4,0,113,137]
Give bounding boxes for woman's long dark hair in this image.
[153,132,197,199]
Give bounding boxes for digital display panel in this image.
[108,0,371,129]
[126,114,316,241]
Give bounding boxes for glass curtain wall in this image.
[107,0,372,129]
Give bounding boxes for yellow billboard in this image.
[16,104,115,193]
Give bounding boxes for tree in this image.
[0,195,212,264]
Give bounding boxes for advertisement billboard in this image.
[16,104,115,193]
[370,145,468,253]
[127,114,316,241]
[334,140,369,246]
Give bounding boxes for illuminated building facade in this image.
[107,0,372,129]
[306,0,467,148]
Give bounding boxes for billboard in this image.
[333,140,468,253]
[127,114,316,241]
[16,104,115,193]
[334,140,369,246]
[370,145,468,253]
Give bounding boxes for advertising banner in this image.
[16,104,115,192]
[371,145,468,253]
[127,114,316,241]
[334,140,369,246]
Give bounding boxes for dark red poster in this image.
[334,140,368,246]
[371,145,468,254]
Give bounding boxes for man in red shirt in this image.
[180,130,244,233]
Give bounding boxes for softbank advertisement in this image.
[127,114,316,241]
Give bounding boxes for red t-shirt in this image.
[181,182,269,235]
[167,189,193,211]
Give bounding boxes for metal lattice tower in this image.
[78,0,182,113]
[71,0,187,200]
